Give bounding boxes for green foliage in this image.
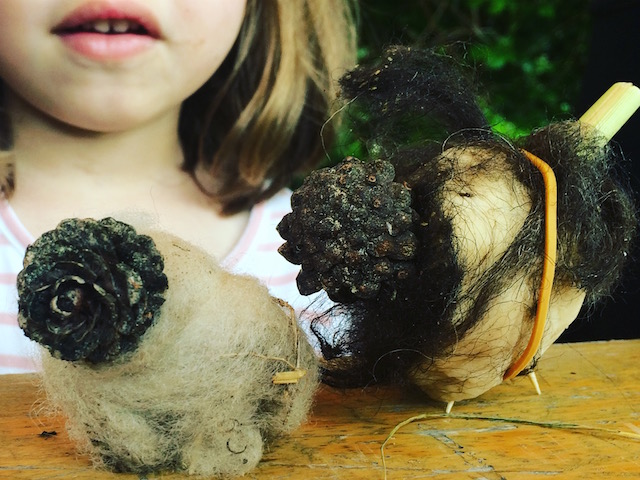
[354,0,591,139]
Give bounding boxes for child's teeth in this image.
[112,20,130,33]
[93,20,110,33]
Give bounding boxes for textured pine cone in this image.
[17,218,168,363]
[278,157,418,302]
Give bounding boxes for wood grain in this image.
[1,340,639,479]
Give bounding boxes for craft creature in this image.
[18,217,317,477]
[277,46,638,405]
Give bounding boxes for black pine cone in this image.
[277,157,418,302]
[17,218,168,363]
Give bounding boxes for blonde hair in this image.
[180,0,358,213]
[0,0,358,213]
[0,88,13,196]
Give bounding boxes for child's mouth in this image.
[55,19,151,36]
[52,3,161,61]
[52,20,159,62]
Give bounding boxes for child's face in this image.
[0,0,247,133]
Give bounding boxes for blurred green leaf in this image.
[318,0,591,169]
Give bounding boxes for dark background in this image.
[351,0,640,341]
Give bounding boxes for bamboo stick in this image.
[579,82,640,144]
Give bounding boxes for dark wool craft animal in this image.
[277,46,637,402]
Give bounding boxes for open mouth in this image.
[55,19,150,35]
[53,19,156,37]
[52,3,162,39]
[51,4,162,59]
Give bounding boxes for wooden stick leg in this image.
[445,401,454,414]
[528,371,542,395]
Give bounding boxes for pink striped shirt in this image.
[0,189,329,374]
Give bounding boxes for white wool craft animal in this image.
[18,217,318,477]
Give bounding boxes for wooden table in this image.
[1,340,639,479]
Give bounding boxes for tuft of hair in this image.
[338,45,489,171]
[36,230,318,477]
[0,151,13,197]
[0,82,15,196]
[520,120,637,305]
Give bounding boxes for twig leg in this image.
[445,401,454,414]
[528,371,542,395]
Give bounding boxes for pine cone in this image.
[17,218,168,363]
[278,157,418,302]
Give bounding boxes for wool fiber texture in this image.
[278,46,636,398]
[23,223,317,477]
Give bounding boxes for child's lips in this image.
[52,1,161,61]
[55,31,157,61]
[53,1,161,38]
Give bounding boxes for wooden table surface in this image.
[1,340,639,479]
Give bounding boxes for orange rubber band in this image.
[503,150,558,380]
